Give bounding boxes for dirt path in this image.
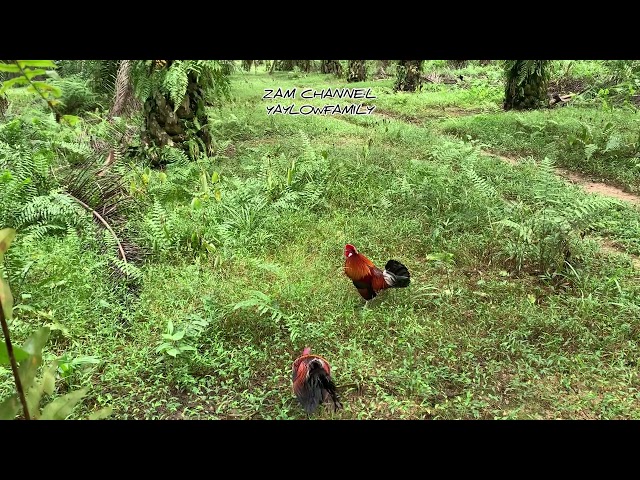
[554,168,640,206]
[482,150,640,268]
[481,149,640,207]
[368,108,640,268]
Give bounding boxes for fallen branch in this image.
[67,194,128,264]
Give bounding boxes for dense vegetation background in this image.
[1,59,640,419]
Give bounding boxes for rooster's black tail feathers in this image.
[383,260,411,288]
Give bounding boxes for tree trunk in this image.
[241,60,253,72]
[274,60,294,71]
[295,60,312,72]
[321,60,342,77]
[394,60,423,92]
[142,63,211,162]
[347,60,366,82]
[375,60,391,77]
[447,60,468,68]
[108,60,140,119]
[504,60,551,111]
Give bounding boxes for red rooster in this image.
[292,347,342,415]
[343,244,411,301]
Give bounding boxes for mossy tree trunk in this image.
[375,60,391,76]
[394,60,423,92]
[321,60,342,77]
[295,60,312,72]
[347,60,366,82]
[142,61,211,160]
[504,60,551,111]
[274,60,295,71]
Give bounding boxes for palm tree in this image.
[503,60,551,110]
[394,60,423,92]
[321,60,342,77]
[131,60,232,162]
[347,60,366,82]
[274,60,294,71]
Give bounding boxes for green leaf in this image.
[166,348,180,357]
[179,345,196,352]
[24,68,46,80]
[42,366,56,395]
[30,81,62,97]
[211,171,220,183]
[0,76,28,94]
[26,363,57,419]
[17,327,51,392]
[71,355,100,366]
[22,327,51,356]
[0,394,20,420]
[191,197,203,210]
[40,387,88,420]
[200,171,209,193]
[16,60,57,68]
[88,406,113,420]
[166,319,174,335]
[0,278,14,321]
[0,63,20,73]
[0,228,16,254]
[0,344,29,365]
[61,115,80,126]
[170,330,185,341]
[155,342,172,353]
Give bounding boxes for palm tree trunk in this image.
[108,60,139,119]
[347,60,366,82]
[504,60,551,111]
[394,60,423,92]
[142,62,211,162]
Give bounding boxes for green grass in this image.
[2,62,640,419]
[440,107,640,193]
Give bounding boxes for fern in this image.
[16,192,86,231]
[160,145,190,165]
[499,191,616,275]
[110,257,143,281]
[232,290,287,324]
[255,131,330,212]
[463,165,499,198]
[146,199,173,253]
[131,60,233,107]
[163,61,189,111]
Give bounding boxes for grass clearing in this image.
[2,61,640,419]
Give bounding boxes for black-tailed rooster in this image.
[292,347,342,415]
[343,244,411,301]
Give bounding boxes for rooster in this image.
[292,347,342,415]
[343,244,411,301]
